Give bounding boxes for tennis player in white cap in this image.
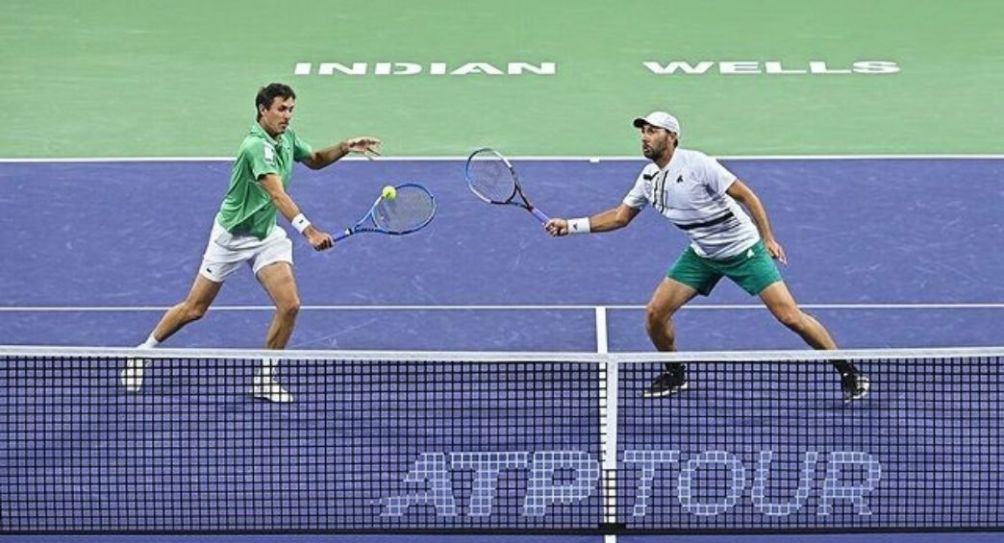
[546,111,869,401]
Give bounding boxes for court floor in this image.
[1,157,1002,541]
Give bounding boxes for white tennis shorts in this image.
[199,221,293,283]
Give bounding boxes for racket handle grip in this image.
[332,229,352,242]
[530,207,550,224]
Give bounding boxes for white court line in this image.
[595,307,609,354]
[1,303,1003,312]
[0,154,1002,163]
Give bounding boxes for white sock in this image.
[258,357,277,378]
[137,334,160,349]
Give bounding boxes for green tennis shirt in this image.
[215,122,314,239]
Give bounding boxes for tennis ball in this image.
[381,185,397,200]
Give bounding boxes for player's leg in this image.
[759,281,869,401]
[643,248,715,398]
[250,239,298,403]
[721,241,869,402]
[256,261,301,350]
[643,278,699,397]
[645,277,700,352]
[759,281,835,348]
[121,274,223,391]
[149,275,224,344]
[132,219,245,353]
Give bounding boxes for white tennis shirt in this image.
[623,148,760,259]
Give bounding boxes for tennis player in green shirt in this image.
[121,83,380,402]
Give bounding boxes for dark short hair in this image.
[255,83,296,120]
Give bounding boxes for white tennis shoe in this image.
[123,356,293,402]
[251,373,294,403]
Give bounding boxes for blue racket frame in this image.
[465,147,550,223]
[333,183,436,242]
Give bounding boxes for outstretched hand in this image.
[344,137,382,159]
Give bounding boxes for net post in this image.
[596,306,624,535]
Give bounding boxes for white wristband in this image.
[291,213,312,234]
[567,217,591,234]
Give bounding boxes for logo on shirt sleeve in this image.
[263,143,276,164]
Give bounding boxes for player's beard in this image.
[642,143,661,161]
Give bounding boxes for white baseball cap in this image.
[632,111,681,136]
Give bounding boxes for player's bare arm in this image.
[258,174,333,250]
[726,179,787,264]
[302,137,382,170]
[546,204,641,236]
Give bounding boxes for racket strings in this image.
[467,153,517,203]
[373,187,435,233]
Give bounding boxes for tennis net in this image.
[0,345,1001,534]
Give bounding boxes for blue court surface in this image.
[1,158,1002,543]
[2,158,1003,350]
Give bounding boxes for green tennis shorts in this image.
[667,240,782,296]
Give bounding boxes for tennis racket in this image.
[465,148,550,223]
[333,183,436,242]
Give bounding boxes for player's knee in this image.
[645,301,678,324]
[644,306,661,328]
[645,305,673,333]
[277,297,301,319]
[183,302,209,322]
[773,307,804,330]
